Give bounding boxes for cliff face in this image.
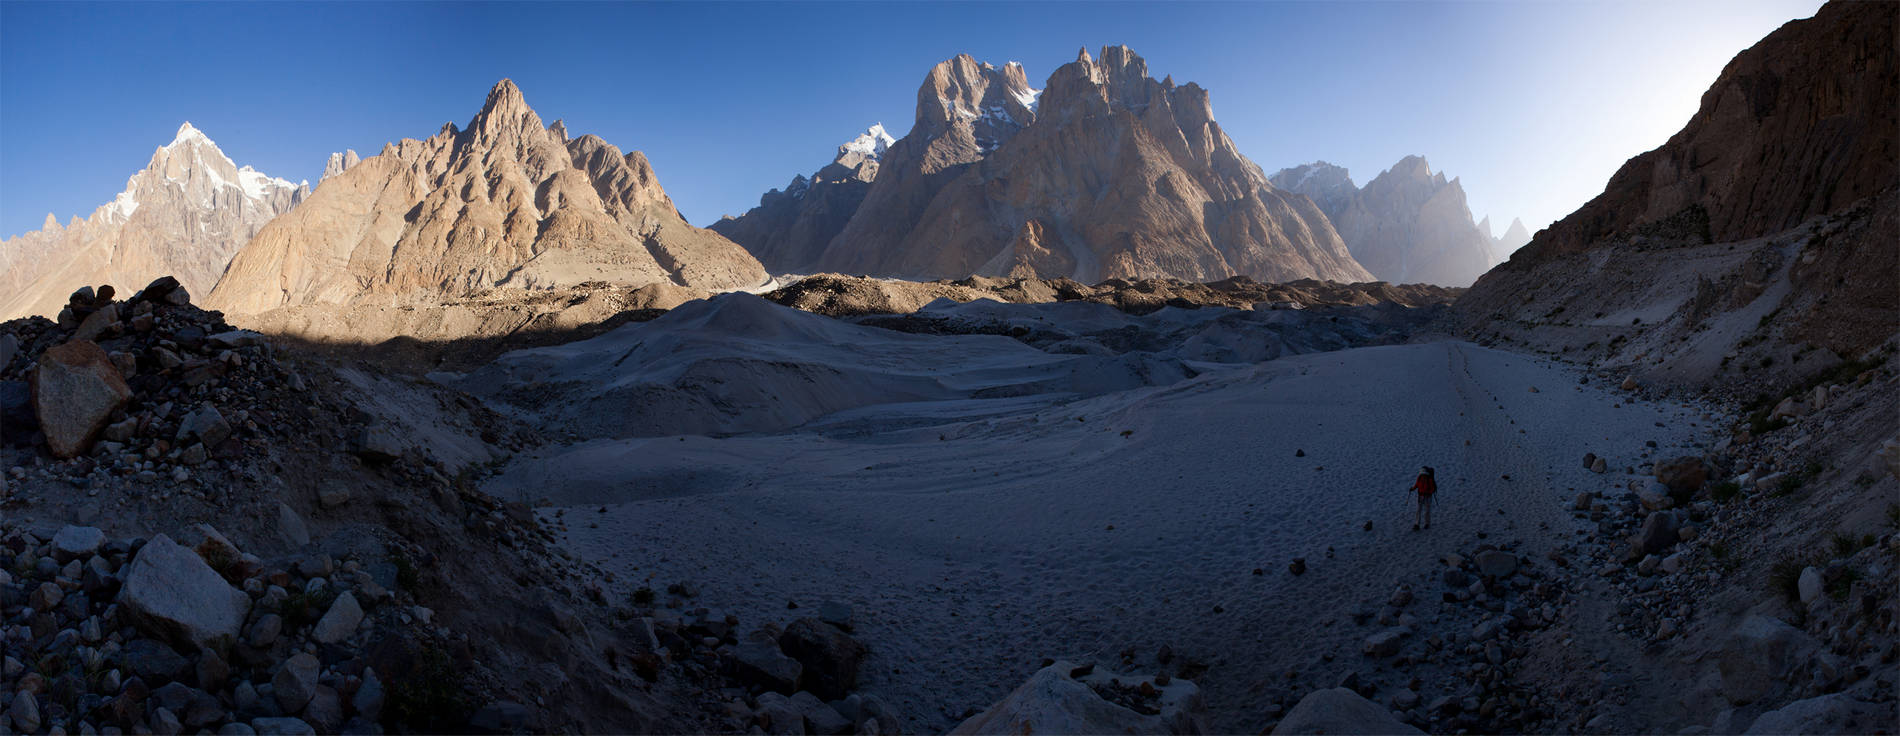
[207,80,766,315]
[1491,0,1895,269]
[1456,1,1898,386]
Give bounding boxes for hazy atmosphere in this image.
[2,0,1819,244]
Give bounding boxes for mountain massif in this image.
[718,47,1372,284]
[205,80,767,316]
[0,123,307,320]
[1271,157,1501,287]
[707,125,895,273]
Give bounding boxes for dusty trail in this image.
[506,341,1713,732]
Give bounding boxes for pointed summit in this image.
[169,121,211,148]
[1076,46,1092,64]
[207,78,765,317]
[483,78,526,113]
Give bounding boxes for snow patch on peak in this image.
[237,166,295,200]
[107,184,140,221]
[1014,87,1042,113]
[168,121,213,149]
[839,124,897,162]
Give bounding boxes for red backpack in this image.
[1414,474,1437,497]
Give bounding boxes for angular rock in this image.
[951,660,1205,735]
[1654,456,1709,494]
[10,690,42,733]
[123,639,192,683]
[31,340,132,458]
[779,618,868,700]
[1638,481,1673,510]
[310,592,364,644]
[303,685,344,732]
[351,423,404,462]
[818,600,854,632]
[1640,512,1680,555]
[729,638,803,695]
[1474,550,1518,577]
[272,653,321,713]
[1719,616,1820,704]
[352,668,385,721]
[790,691,852,736]
[1273,687,1423,735]
[1797,567,1824,605]
[119,534,252,651]
[277,502,310,547]
[51,524,107,561]
[1362,627,1408,657]
[176,404,232,447]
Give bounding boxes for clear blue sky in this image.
[2,0,1821,246]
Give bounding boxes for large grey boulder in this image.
[1743,693,1892,734]
[779,618,867,700]
[1640,512,1680,555]
[1362,627,1408,657]
[51,525,107,561]
[1719,616,1820,704]
[272,653,321,713]
[1273,687,1423,735]
[952,661,1206,735]
[176,404,232,447]
[119,534,252,651]
[310,592,364,644]
[1654,456,1708,494]
[729,638,802,695]
[31,339,131,458]
[1797,567,1824,605]
[1474,550,1518,577]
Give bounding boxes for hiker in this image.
[1411,466,1437,530]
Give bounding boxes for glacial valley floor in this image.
[491,340,1714,732]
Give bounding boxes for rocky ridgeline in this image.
[0,525,412,735]
[766,273,1460,318]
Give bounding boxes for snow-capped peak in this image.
[839,124,897,162]
[168,121,213,149]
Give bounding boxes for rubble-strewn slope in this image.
[0,124,307,321]
[205,80,766,316]
[0,277,712,734]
